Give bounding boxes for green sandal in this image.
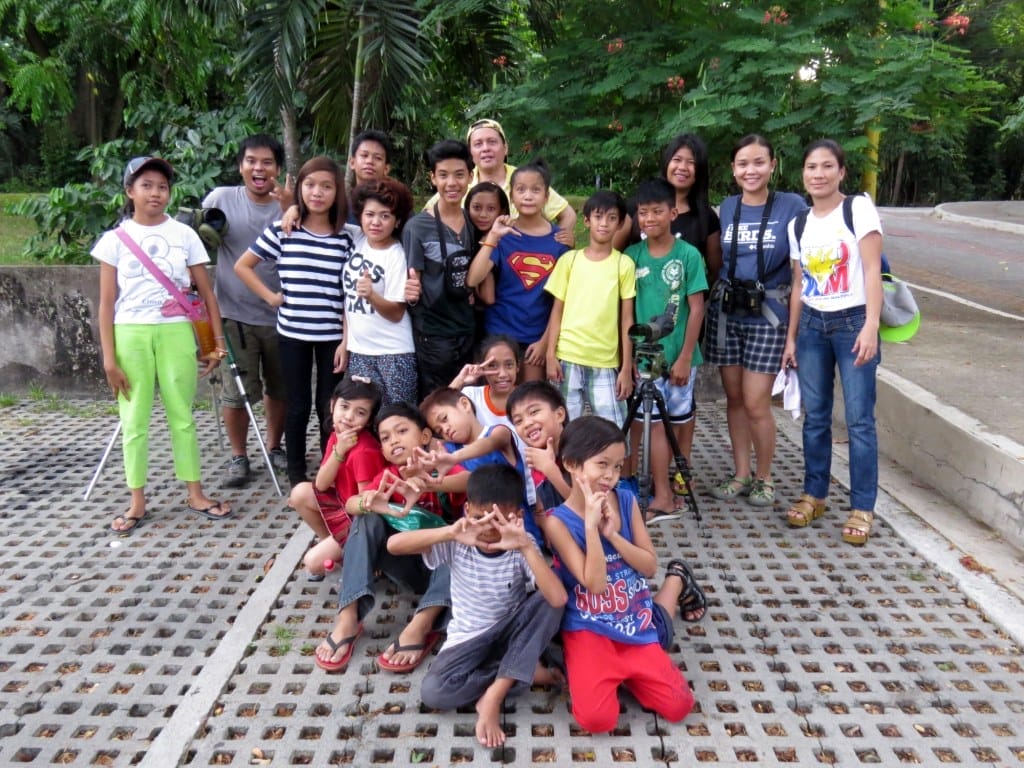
[710,476,751,500]
[747,478,776,507]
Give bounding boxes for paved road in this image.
[876,208,1024,445]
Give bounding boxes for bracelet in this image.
[357,495,369,515]
[332,446,344,462]
[215,335,225,340]
[481,240,498,249]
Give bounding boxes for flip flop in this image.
[187,500,233,521]
[110,513,145,536]
[315,624,363,673]
[377,630,441,673]
[666,558,707,623]
[645,508,680,525]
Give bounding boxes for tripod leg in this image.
[649,387,701,522]
[83,422,121,501]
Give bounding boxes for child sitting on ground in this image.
[289,376,386,578]
[314,403,468,674]
[388,464,567,748]
[545,190,636,426]
[546,415,699,733]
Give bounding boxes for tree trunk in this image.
[890,151,905,205]
[281,105,301,182]
[346,11,367,189]
[862,121,881,200]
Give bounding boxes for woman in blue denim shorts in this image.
[781,139,883,546]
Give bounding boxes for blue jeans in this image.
[796,305,879,511]
[337,514,451,625]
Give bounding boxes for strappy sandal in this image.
[710,476,751,500]
[842,510,874,546]
[666,559,707,622]
[786,494,826,528]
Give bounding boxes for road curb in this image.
[836,367,1024,552]
[933,203,1024,235]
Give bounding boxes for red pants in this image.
[563,629,694,733]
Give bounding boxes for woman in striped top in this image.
[235,156,354,486]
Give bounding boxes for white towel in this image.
[772,367,801,420]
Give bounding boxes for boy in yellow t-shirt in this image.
[544,190,636,427]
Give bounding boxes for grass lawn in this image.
[0,194,38,265]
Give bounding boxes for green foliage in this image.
[472,0,1002,202]
[12,102,260,263]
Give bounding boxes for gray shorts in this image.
[220,320,286,408]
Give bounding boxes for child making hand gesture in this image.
[388,464,567,748]
[545,416,697,733]
[289,376,385,578]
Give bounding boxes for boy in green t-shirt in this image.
[625,178,707,517]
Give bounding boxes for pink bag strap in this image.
[115,226,200,320]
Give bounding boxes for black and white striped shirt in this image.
[250,223,353,342]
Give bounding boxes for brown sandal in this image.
[842,510,874,545]
[786,494,826,528]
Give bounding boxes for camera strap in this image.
[727,191,775,288]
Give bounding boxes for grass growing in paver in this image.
[23,383,117,418]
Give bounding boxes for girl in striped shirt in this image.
[235,155,354,486]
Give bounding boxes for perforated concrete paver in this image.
[1,398,1022,767]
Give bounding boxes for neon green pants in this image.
[114,322,200,488]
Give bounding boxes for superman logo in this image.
[508,251,557,290]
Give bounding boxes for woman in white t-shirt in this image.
[781,139,883,546]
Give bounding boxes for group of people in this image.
[92,119,885,739]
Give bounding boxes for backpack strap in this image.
[792,208,810,255]
[842,194,856,236]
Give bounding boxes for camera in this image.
[721,281,763,317]
[175,207,229,254]
[629,302,677,344]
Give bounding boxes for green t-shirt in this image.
[625,238,708,367]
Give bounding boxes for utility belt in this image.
[710,279,790,350]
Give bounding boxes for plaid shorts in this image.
[704,308,786,375]
[559,362,626,427]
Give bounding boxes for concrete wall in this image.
[0,266,105,395]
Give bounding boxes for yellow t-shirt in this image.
[424,163,570,222]
[545,249,636,368]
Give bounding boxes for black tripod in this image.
[623,342,700,524]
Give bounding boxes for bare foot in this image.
[649,494,675,512]
[110,506,146,533]
[475,689,507,747]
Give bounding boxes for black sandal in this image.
[666,559,706,622]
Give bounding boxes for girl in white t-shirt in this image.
[336,178,418,407]
[93,156,231,533]
[782,139,883,546]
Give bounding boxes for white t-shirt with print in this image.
[342,234,414,355]
[91,218,209,325]
[788,195,882,312]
